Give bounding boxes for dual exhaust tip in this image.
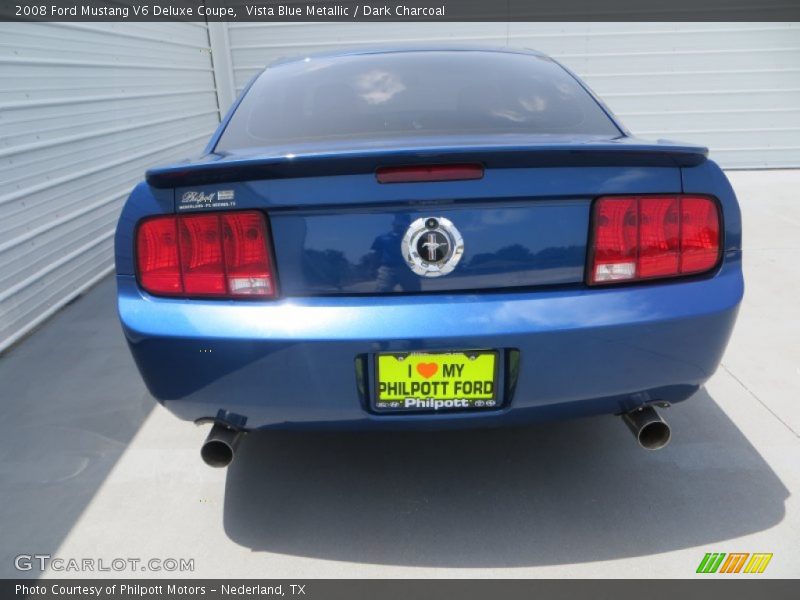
[622,405,671,451]
[201,423,244,468]
[199,405,671,467]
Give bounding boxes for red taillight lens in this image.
[639,196,680,279]
[591,196,638,283]
[136,211,275,298]
[680,196,721,274]
[376,163,484,183]
[179,214,226,295]
[136,217,181,295]
[589,195,720,285]
[222,212,274,296]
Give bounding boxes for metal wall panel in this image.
[2,22,798,351]
[226,22,800,168]
[0,23,221,352]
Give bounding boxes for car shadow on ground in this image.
[0,278,154,577]
[223,388,788,567]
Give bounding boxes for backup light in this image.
[588,195,720,285]
[136,211,275,298]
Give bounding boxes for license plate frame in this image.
[372,349,500,413]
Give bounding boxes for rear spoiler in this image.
[145,140,708,189]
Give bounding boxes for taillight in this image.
[376,163,484,183]
[136,211,276,298]
[588,195,720,285]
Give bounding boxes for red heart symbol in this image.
[417,362,438,379]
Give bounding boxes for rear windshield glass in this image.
[215,51,620,152]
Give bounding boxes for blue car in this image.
[115,47,743,467]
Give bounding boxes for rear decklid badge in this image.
[402,217,464,277]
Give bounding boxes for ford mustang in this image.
[115,47,743,467]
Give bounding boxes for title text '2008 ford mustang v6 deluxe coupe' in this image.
[115,48,743,466]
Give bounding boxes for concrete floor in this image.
[0,170,798,579]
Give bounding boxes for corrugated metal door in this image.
[225,22,800,168]
[0,23,221,352]
[2,22,797,352]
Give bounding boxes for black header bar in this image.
[4,579,800,600]
[2,0,799,22]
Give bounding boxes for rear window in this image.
[215,51,621,152]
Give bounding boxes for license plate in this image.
[374,350,498,412]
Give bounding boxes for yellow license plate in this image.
[374,350,498,412]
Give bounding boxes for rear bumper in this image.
[118,256,743,430]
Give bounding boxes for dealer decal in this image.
[178,189,236,211]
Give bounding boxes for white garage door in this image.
[0,23,221,352]
[225,22,800,169]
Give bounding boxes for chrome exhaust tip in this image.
[622,406,671,450]
[200,423,244,468]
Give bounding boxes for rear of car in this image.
[115,49,742,448]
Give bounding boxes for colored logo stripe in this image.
[744,553,773,574]
[697,553,726,573]
[696,552,773,574]
[719,553,749,573]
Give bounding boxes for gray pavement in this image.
[0,170,798,578]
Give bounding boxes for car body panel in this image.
[115,47,743,432]
[118,257,741,429]
[270,200,590,294]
